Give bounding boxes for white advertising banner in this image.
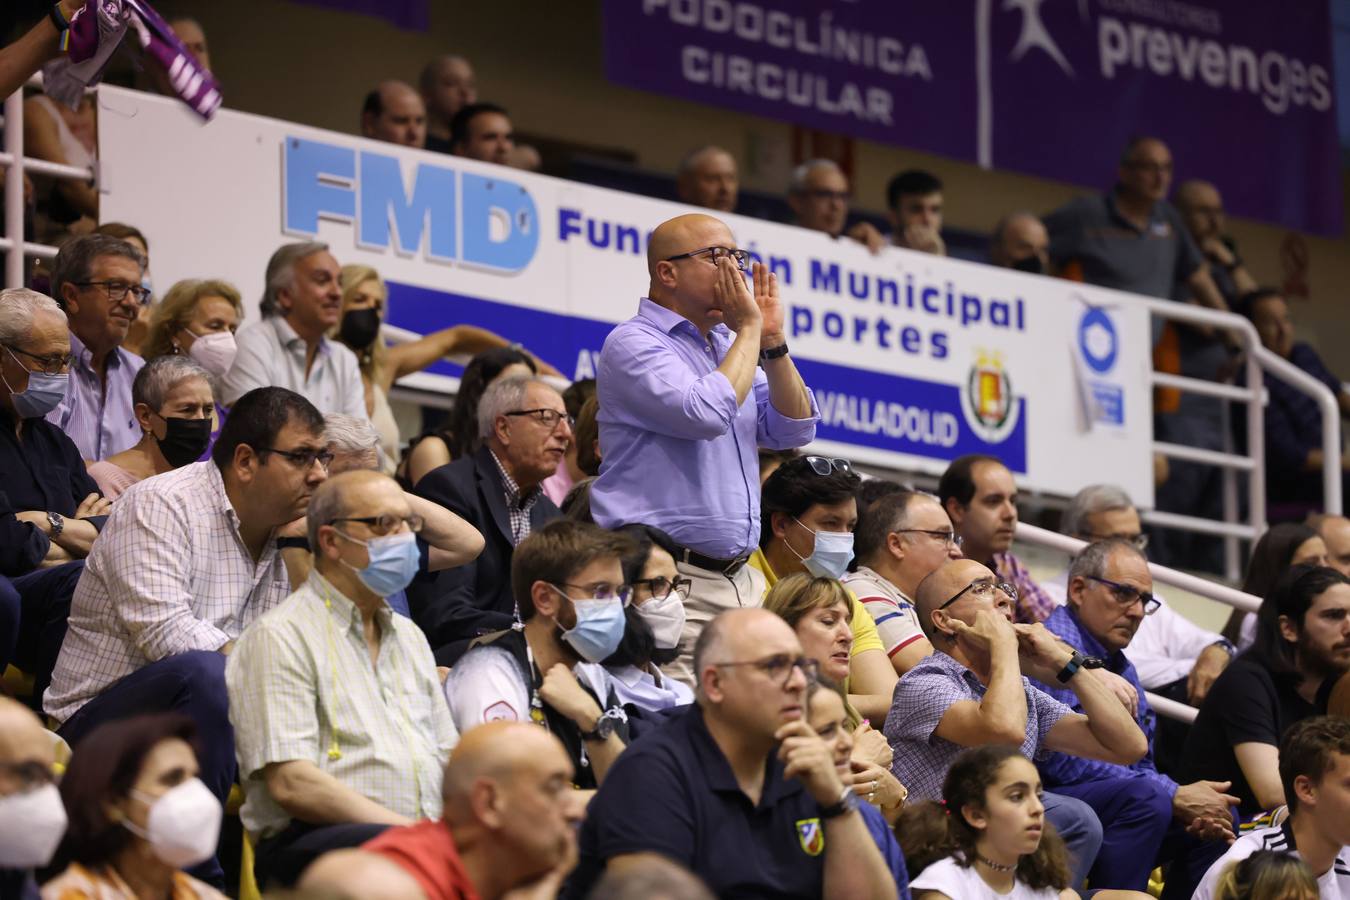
[98,86,1155,504]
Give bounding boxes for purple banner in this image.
[604,0,1341,236]
[286,0,428,31]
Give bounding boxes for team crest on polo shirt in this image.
[795,818,824,856]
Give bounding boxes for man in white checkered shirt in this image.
[44,387,328,882]
[227,470,458,889]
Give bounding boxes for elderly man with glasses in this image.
[885,557,1151,890]
[1033,539,1240,897]
[591,212,819,689]
[46,233,150,461]
[411,374,569,664]
[45,386,328,886]
[444,519,631,794]
[226,469,458,889]
[571,607,899,899]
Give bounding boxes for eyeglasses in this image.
[73,280,153,306]
[0,760,58,791]
[713,653,820,688]
[940,579,1018,611]
[1086,575,1160,614]
[631,575,692,601]
[805,456,852,476]
[1083,532,1150,552]
[552,582,632,605]
[897,529,963,549]
[505,408,575,431]
[663,245,751,271]
[331,514,425,536]
[258,446,335,470]
[4,344,71,375]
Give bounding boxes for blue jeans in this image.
[57,650,235,888]
[0,561,84,705]
[1052,777,1176,891]
[1043,791,1105,889]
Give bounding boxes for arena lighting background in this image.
[98,86,1154,503]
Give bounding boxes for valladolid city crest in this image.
[961,349,1021,444]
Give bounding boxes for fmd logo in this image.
[281,137,540,273]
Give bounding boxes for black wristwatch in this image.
[49,3,71,33]
[276,536,310,551]
[46,511,64,538]
[581,711,617,742]
[820,785,860,819]
[759,342,790,362]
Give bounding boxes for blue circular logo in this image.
[1078,307,1118,375]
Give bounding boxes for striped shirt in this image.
[44,461,290,723]
[226,572,457,839]
[1194,823,1350,900]
[841,567,926,661]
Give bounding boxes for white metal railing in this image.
[1017,521,1263,724]
[2,81,99,285]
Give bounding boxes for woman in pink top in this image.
[86,356,215,500]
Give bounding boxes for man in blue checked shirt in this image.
[1035,538,1238,897]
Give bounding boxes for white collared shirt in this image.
[45,461,291,723]
[221,315,367,418]
[607,664,694,713]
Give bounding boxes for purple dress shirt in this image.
[590,298,819,559]
[46,332,144,461]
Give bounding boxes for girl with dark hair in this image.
[43,714,225,899]
[1224,523,1327,650]
[898,745,1146,900]
[804,679,911,897]
[401,346,537,487]
[601,525,693,713]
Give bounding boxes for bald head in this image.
[915,559,997,639]
[1174,179,1225,243]
[0,697,53,794]
[693,607,797,697]
[362,80,426,148]
[646,213,733,278]
[677,146,739,213]
[442,722,569,819]
[419,55,477,123]
[990,211,1049,271]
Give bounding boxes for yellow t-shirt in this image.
[747,548,885,658]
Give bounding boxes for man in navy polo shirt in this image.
[569,608,899,899]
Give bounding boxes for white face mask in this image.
[0,783,67,868]
[635,590,687,650]
[184,329,237,378]
[122,777,222,869]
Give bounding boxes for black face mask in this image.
[155,415,212,468]
[340,308,381,349]
[1011,255,1045,275]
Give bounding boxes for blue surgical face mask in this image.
[789,517,855,580]
[336,530,420,597]
[559,592,628,663]
[2,347,68,418]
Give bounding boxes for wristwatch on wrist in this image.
[50,3,71,33]
[1210,638,1236,657]
[581,710,617,742]
[46,511,64,538]
[759,342,790,362]
[1056,650,1086,683]
[820,785,860,819]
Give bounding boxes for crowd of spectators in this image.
[1,5,1349,900]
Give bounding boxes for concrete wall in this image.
[170,0,1350,372]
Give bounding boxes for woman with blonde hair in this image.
[334,264,556,474]
[1212,850,1319,900]
[141,279,244,378]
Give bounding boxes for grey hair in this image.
[788,159,841,194]
[0,288,65,346]
[1067,537,1146,586]
[260,241,329,317]
[990,210,1042,246]
[477,374,554,441]
[306,475,347,550]
[324,413,381,460]
[1061,484,1136,539]
[677,145,732,178]
[131,354,213,410]
[51,235,146,309]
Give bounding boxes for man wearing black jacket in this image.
[411,374,568,663]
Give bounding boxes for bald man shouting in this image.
[300,722,583,900]
[590,214,819,686]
